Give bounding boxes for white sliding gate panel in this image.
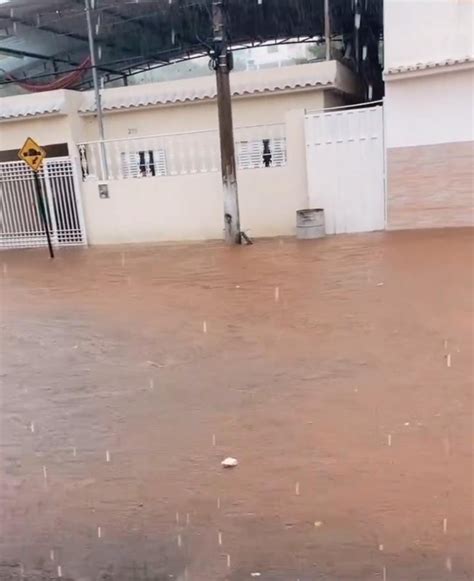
[0,157,86,249]
[305,106,385,235]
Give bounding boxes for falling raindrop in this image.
[445,556,452,572]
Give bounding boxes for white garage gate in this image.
[305,104,386,235]
[0,157,87,249]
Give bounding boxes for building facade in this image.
[0,60,359,246]
[384,0,474,229]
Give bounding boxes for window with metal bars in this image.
[236,138,287,170]
[120,149,168,178]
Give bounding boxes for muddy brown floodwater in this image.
[0,229,473,581]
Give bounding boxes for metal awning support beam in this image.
[324,0,331,60]
[85,0,107,178]
[0,46,119,76]
[1,12,137,63]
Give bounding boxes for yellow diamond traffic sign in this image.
[18,137,47,172]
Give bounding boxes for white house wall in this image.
[79,106,309,244]
[0,116,73,152]
[81,90,327,142]
[385,68,474,149]
[81,166,307,244]
[384,0,474,230]
[384,0,474,69]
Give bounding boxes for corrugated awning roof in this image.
[0,0,383,91]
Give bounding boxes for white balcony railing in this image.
[78,124,287,181]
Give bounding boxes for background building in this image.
[384,0,474,229]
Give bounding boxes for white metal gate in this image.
[305,105,385,234]
[0,157,86,249]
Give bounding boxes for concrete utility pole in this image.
[212,0,241,245]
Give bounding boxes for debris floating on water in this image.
[217,497,221,509]
[50,550,54,561]
[443,518,448,534]
[226,554,231,568]
[186,513,190,526]
[379,544,384,551]
[387,434,392,447]
[97,526,102,538]
[250,574,261,578]
[314,521,323,528]
[221,457,238,468]
[29,422,35,433]
[106,450,110,463]
[57,565,62,578]
[218,531,223,546]
[42,465,47,480]
[376,282,384,287]
[274,286,280,302]
[382,566,387,581]
[295,481,300,496]
[446,353,451,367]
[203,321,207,334]
[177,534,182,548]
[212,433,216,446]
[176,511,180,524]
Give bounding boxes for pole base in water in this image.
[240,232,253,245]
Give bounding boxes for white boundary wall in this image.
[384,0,474,69]
[384,67,474,149]
[80,109,308,244]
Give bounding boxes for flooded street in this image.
[1,229,472,580]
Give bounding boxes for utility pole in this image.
[324,0,331,60]
[85,0,108,178]
[212,0,241,245]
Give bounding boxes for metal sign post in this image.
[33,171,54,259]
[18,137,54,259]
